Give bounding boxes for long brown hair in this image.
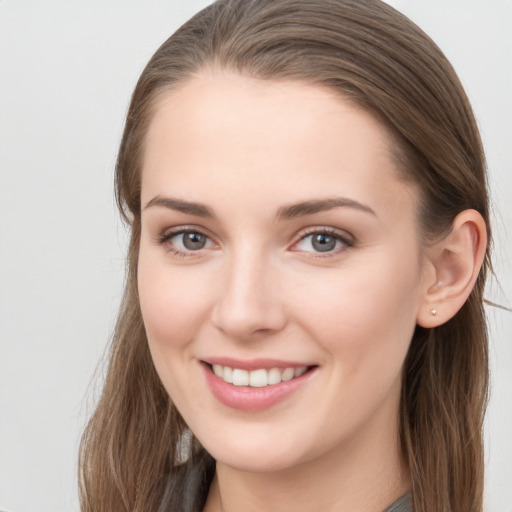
[79,1,491,511]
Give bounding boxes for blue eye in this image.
[295,230,352,254]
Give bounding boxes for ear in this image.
[417,209,488,328]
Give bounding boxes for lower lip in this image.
[202,363,315,412]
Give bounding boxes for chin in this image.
[196,429,314,474]
[213,451,302,474]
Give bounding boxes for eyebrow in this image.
[143,195,376,220]
[143,196,215,217]
[276,197,376,220]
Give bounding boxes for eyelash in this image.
[292,227,355,258]
[156,226,355,259]
[156,228,215,258]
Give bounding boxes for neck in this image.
[203,412,410,512]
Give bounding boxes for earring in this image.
[430,308,437,316]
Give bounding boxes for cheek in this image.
[137,249,218,412]
[137,250,214,349]
[292,254,421,372]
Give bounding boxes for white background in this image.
[0,1,510,511]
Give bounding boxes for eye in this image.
[176,232,209,250]
[293,229,353,255]
[158,229,215,256]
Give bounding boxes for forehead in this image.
[141,71,417,223]
[145,71,394,162]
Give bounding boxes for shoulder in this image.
[382,494,411,512]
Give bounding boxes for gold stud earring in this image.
[430,308,437,316]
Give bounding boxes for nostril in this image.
[211,299,288,340]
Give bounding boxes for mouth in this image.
[201,358,318,411]
[208,363,313,387]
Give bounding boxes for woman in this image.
[79,1,490,511]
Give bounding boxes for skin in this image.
[137,71,465,511]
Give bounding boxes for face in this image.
[138,72,430,474]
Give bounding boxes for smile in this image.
[202,360,317,411]
[212,364,308,387]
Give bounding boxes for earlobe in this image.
[417,209,487,328]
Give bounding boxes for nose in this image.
[210,249,287,340]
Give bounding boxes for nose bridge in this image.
[211,243,286,339]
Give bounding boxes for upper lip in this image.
[202,357,315,371]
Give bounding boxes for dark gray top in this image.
[383,493,411,512]
[166,453,412,512]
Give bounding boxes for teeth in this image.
[223,366,233,384]
[249,368,268,387]
[211,364,309,387]
[232,369,249,386]
[268,367,281,385]
[294,367,307,378]
[281,368,295,381]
